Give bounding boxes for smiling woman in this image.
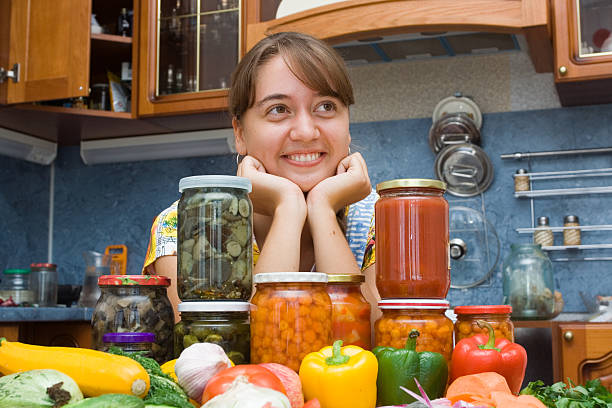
[142,32,380,329]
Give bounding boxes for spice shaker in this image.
[563,215,581,246]
[534,216,554,247]
[514,169,530,192]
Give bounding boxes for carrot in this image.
[446,372,511,399]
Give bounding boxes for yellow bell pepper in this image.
[299,340,378,408]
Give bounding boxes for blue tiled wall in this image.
[2,103,611,312]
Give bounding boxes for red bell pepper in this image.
[450,320,527,394]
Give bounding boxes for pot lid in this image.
[432,94,482,130]
[449,206,500,289]
[434,143,494,197]
[428,112,481,154]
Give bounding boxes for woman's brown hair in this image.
[229,31,354,120]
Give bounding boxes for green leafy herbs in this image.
[520,379,612,408]
[107,347,192,408]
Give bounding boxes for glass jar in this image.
[534,216,554,247]
[563,215,581,246]
[103,332,155,356]
[374,299,453,362]
[514,169,530,192]
[30,263,58,307]
[375,179,449,299]
[0,269,34,305]
[454,305,514,343]
[250,272,332,372]
[92,275,175,363]
[174,301,250,364]
[177,175,253,301]
[327,274,371,350]
[502,244,555,320]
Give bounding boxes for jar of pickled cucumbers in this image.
[177,175,252,301]
[174,301,250,364]
[250,272,332,372]
[374,299,453,362]
[327,274,371,349]
[454,305,514,343]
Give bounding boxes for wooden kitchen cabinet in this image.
[559,323,612,390]
[136,0,251,116]
[0,321,92,348]
[551,0,612,106]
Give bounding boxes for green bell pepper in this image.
[373,329,448,406]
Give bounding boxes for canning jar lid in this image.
[178,301,250,312]
[3,269,30,274]
[254,272,328,284]
[30,263,57,270]
[376,178,446,193]
[98,275,170,286]
[103,332,156,343]
[454,305,512,315]
[378,299,450,309]
[327,274,365,283]
[179,175,252,193]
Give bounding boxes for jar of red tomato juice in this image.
[375,179,450,299]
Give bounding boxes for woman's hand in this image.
[307,152,372,213]
[237,155,307,218]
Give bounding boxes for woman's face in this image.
[234,55,351,192]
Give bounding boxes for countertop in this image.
[0,306,93,322]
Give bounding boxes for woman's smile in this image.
[284,152,325,165]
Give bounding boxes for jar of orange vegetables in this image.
[374,299,453,362]
[250,272,332,372]
[454,305,514,343]
[327,274,371,350]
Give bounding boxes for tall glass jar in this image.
[454,305,514,343]
[92,275,174,363]
[250,272,332,372]
[327,274,371,350]
[174,301,250,363]
[178,175,252,301]
[374,299,453,362]
[376,179,449,299]
[502,244,555,320]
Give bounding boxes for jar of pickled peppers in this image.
[454,305,514,343]
[327,274,371,349]
[374,299,453,362]
[250,272,332,372]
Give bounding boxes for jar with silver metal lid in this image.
[563,215,581,246]
[177,175,253,301]
[514,168,530,192]
[534,216,554,247]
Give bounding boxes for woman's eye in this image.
[268,105,287,115]
[316,101,336,112]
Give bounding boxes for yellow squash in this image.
[0,338,150,398]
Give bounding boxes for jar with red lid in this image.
[375,179,450,299]
[92,275,175,363]
[250,272,332,372]
[327,274,371,350]
[454,305,514,343]
[374,299,453,362]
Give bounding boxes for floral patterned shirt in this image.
[142,191,378,273]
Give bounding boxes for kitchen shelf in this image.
[542,244,612,251]
[515,186,612,198]
[517,224,612,233]
[91,33,133,44]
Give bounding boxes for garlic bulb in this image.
[175,342,232,402]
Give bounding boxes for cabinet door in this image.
[559,323,612,390]
[137,0,249,116]
[0,0,90,104]
[552,0,612,81]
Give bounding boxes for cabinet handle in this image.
[559,66,568,76]
[564,331,574,341]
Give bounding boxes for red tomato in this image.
[303,399,321,408]
[202,364,287,403]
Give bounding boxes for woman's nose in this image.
[289,111,319,142]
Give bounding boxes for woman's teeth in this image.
[287,153,321,162]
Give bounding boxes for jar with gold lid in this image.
[376,179,449,299]
[454,305,514,343]
[250,272,331,372]
[327,273,371,349]
[374,299,453,362]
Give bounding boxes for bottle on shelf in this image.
[534,216,554,247]
[166,64,175,94]
[514,168,530,192]
[563,215,581,246]
[118,8,131,37]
